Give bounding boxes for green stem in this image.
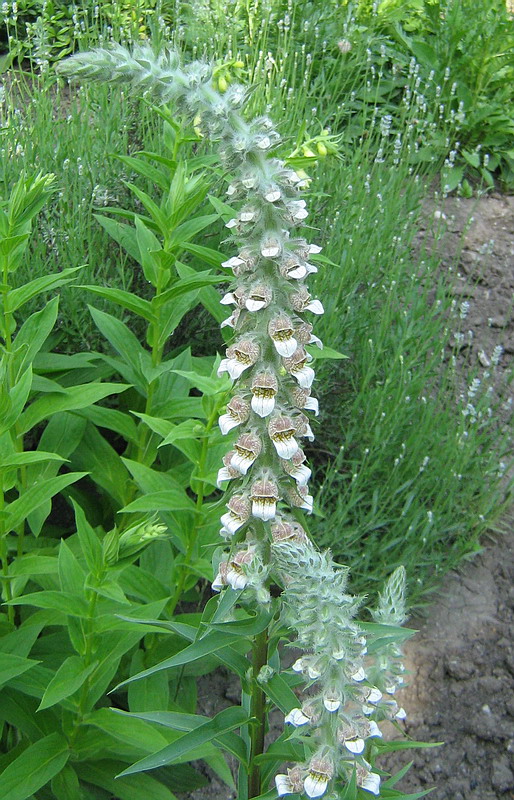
[167,399,224,617]
[248,628,269,799]
[69,584,99,746]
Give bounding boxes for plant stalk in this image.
[248,628,268,798]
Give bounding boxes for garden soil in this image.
[178,192,514,800]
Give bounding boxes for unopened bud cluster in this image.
[57,45,409,798]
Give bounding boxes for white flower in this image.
[268,315,298,357]
[268,416,299,459]
[250,478,279,521]
[360,771,381,796]
[285,707,310,726]
[323,689,342,712]
[218,396,250,435]
[218,340,260,380]
[251,371,278,418]
[275,774,294,796]
[351,667,367,682]
[344,736,365,754]
[304,757,333,799]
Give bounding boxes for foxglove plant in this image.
[58,45,416,799]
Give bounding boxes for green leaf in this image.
[73,500,103,575]
[5,267,82,312]
[83,707,170,753]
[69,423,131,507]
[73,404,138,443]
[209,607,273,637]
[94,213,140,261]
[135,216,161,285]
[168,213,219,247]
[259,673,299,715]
[169,370,231,396]
[305,344,349,360]
[13,296,59,374]
[79,285,155,321]
[115,630,243,690]
[88,305,148,380]
[120,489,196,514]
[74,759,178,800]
[0,366,32,436]
[3,472,87,534]
[151,273,222,309]
[0,732,69,800]
[0,451,66,469]
[38,656,97,710]
[181,241,225,267]
[17,382,128,434]
[51,764,81,800]
[6,591,89,617]
[118,706,251,776]
[0,653,40,688]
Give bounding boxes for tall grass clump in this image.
[309,148,513,603]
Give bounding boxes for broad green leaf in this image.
[120,489,196,514]
[38,656,97,710]
[17,382,128,434]
[0,732,69,800]
[13,296,59,375]
[0,366,32,436]
[0,653,39,688]
[5,267,82,312]
[83,707,170,753]
[117,706,251,776]
[209,608,273,637]
[79,285,155,321]
[74,404,138,443]
[74,759,178,800]
[115,630,243,690]
[88,305,148,379]
[128,650,169,713]
[169,370,231,396]
[4,472,87,534]
[259,673,299,715]
[168,213,218,247]
[135,216,161,285]
[0,451,66,469]
[94,214,140,261]
[72,500,103,575]
[51,764,81,800]
[181,241,225,267]
[70,424,131,507]
[112,153,170,191]
[151,273,222,310]
[58,539,86,595]
[6,591,89,617]
[8,554,58,576]
[115,709,249,766]
[305,344,349,360]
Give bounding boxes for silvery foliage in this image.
[58,46,410,797]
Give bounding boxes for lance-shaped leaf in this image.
[0,732,69,800]
[115,629,244,690]
[38,656,98,710]
[5,266,83,312]
[117,706,252,776]
[17,382,129,434]
[3,472,87,534]
[0,653,40,689]
[78,285,155,321]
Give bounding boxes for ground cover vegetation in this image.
[0,1,512,798]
